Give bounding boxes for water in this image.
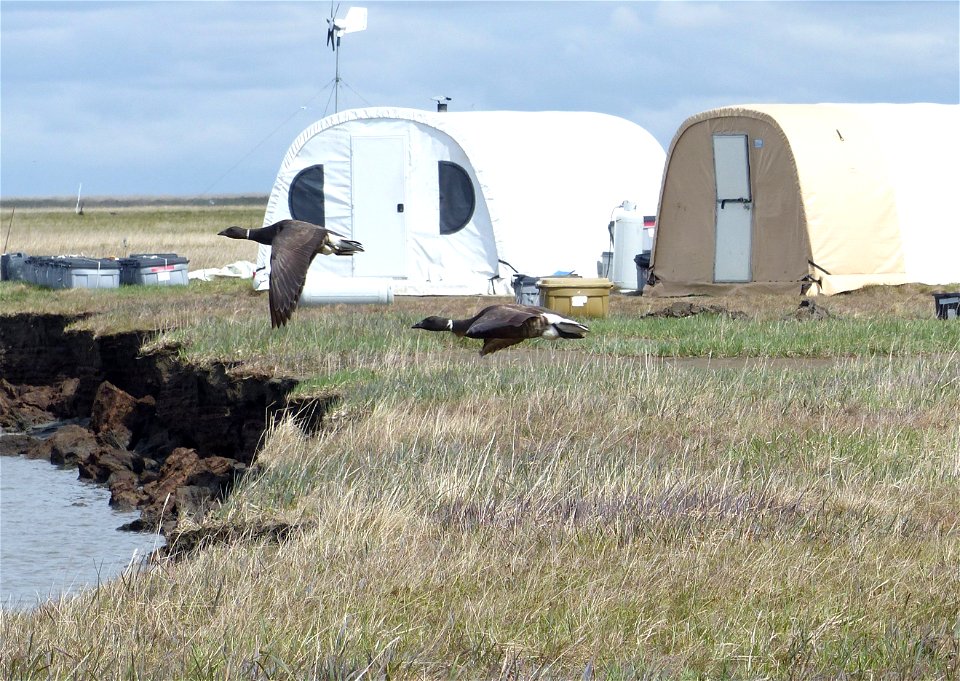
[0,454,164,610]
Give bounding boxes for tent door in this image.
[351,135,406,277]
[712,134,753,282]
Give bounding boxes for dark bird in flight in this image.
[412,304,590,356]
[219,219,363,328]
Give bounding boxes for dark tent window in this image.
[288,165,325,225]
[438,161,475,235]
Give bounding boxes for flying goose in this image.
[218,219,363,328]
[412,304,590,356]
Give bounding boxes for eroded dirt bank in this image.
[0,313,328,535]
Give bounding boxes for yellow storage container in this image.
[537,277,613,318]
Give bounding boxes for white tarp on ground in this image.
[188,261,257,281]
[255,107,666,295]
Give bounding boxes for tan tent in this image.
[647,103,960,296]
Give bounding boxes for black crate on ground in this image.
[1,252,27,281]
[47,257,121,289]
[933,292,960,320]
[119,253,190,286]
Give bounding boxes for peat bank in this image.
[0,313,329,546]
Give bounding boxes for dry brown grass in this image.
[1,203,265,270]
[4,348,958,678]
[2,204,959,679]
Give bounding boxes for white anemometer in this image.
[326,4,368,113]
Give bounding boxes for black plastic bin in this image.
[933,292,960,320]
[511,274,541,306]
[1,252,27,281]
[633,252,651,293]
[119,253,190,286]
[45,256,121,289]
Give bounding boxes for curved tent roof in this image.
[257,107,665,295]
[648,103,959,296]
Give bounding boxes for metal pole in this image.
[2,207,14,253]
[335,43,341,112]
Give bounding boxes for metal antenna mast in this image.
[326,4,367,113]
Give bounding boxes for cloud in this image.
[655,1,731,29]
[1,1,956,197]
[608,5,646,34]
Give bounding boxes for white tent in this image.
[648,103,960,296]
[255,107,666,295]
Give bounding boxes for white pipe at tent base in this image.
[298,276,394,306]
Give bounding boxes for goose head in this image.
[412,316,453,332]
[218,226,248,239]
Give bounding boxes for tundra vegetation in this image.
[1,203,958,679]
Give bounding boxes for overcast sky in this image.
[1,0,957,199]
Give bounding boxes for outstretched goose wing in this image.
[465,305,538,339]
[267,222,328,327]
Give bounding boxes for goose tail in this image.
[553,320,590,339]
[329,237,364,255]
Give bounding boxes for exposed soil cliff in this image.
[0,313,330,535]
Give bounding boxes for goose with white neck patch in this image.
[412,304,589,356]
[218,219,363,328]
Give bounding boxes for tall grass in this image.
[1,205,959,678]
[4,321,959,678]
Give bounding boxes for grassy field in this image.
[0,201,266,270]
[1,205,959,679]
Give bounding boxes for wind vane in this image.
[326,4,368,113]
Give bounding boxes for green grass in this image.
[4,348,959,677]
[2,205,959,678]
[590,314,960,357]
[10,336,947,678]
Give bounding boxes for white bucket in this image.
[299,276,394,305]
